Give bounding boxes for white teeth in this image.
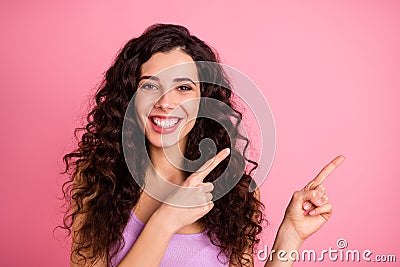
[152,117,179,128]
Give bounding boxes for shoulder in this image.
[254,187,260,201]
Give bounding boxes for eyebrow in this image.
[139,76,197,86]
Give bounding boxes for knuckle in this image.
[293,191,302,200]
[202,182,214,192]
[208,183,214,191]
[311,191,317,199]
[318,185,325,192]
[201,202,212,213]
[202,205,208,212]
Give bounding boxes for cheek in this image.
[134,94,154,117]
[134,100,152,131]
[180,118,197,140]
[181,98,200,120]
[180,104,199,135]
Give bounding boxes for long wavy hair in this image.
[60,23,265,266]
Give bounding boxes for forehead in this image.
[140,49,198,80]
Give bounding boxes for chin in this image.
[146,135,181,149]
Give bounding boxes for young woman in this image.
[61,23,344,267]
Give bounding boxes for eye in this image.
[177,85,193,91]
[140,83,158,91]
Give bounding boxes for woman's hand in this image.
[265,156,345,267]
[282,155,345,241]
[152,148,231,234]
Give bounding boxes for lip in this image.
[148,115,183,134]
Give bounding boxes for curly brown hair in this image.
[60,23,265,266]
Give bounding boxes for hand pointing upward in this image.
[283,155,345,241]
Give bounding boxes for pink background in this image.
[1,1,399,266]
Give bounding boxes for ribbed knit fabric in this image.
[111,210,229,266]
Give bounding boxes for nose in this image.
[154,90,177,110]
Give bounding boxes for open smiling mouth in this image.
[148,115,182,134]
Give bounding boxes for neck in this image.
[147,141,187,185]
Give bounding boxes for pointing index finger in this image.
[304,155,345,191]
[189,148,230,185]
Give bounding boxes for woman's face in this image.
[134,49,201,150]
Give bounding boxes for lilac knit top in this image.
[111,210,229,267]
